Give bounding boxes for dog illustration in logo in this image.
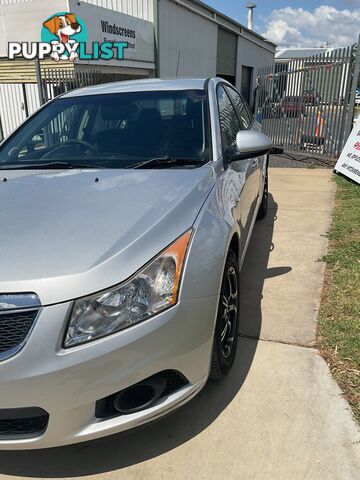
[43,14,82,62]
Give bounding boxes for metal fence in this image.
[41,69,129,103]
[255,40,360,159]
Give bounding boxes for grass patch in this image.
[318,174,360,423]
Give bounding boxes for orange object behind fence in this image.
[315,111,325,138]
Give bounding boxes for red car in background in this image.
[281,96,305,117]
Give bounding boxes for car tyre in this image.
[210,250,240,380]
[257,168,269,220]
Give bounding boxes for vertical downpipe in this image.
[35,58,45,105]
[154,0,160,78]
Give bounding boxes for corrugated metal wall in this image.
[236,35,276,104]
[0,84,26,137]
[81,0,154,21]
[0,0,153,21]
[0,0,31,4]
[0,0,153,20]
[25,83,41,114]
[0,83,39,138]
[158,0,218,78]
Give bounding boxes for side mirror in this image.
[226,130,272,163]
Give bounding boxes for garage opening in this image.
[241,65,254,107]
[217,28,237,85]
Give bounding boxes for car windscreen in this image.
[0,90,210,169]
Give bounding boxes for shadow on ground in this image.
[0,195,291,478]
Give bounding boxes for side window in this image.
[217,85,241,149]
[225,86,253,130]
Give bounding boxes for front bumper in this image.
[0,295,218,450]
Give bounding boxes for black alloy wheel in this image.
[210,250,240,379]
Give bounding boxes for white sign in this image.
[335,117,360,184]
[70,0,155,66]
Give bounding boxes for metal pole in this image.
[343,34,360,143]
[246,4,256,30]
[336,46,354,155]
[323,49,338,157]
[254,73,259,119]
[154,0,160,78]
[0,112,4,142]
[35,58,45,105]
[21,83,29,118]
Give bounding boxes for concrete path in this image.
[241,168,336,346]
[0,169,359,480]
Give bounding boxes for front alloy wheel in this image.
[210,250,240,379]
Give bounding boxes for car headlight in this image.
[64,230,192,348]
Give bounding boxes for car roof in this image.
[62,78,211,98]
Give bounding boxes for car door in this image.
[217,84,257,253]
[224,85,262,217]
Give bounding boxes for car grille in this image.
[0,309,39,358]
[162,370,188,396]
[0,408,49,438]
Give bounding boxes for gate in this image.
[255,40,360,159]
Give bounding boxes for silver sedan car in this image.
[0,78,271,449]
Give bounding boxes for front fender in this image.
[181,162,242,301]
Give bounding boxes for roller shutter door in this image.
[217,28,237,76]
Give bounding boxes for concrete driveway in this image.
[0,168,359,480]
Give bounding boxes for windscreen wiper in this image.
[0,161,107,170]
[132,157,206,169]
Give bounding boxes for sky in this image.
[203,0,360,48]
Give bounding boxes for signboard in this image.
[335,117,360,184]
[69,0,154,66]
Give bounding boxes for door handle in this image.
[252,158,258,168]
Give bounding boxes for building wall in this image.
[0,0,31,4]
[158,0,275,93]
[78,0,154,22]
[0,0,154,21]
[158,0,218,78]
[236,35,275,107]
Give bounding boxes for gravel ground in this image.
[270,152,336,169]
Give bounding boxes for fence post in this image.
[254,73,260,118]
[35,58,45,105]
[0,113,4,142]
[343,35,360,144]
[21,83,29,117]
